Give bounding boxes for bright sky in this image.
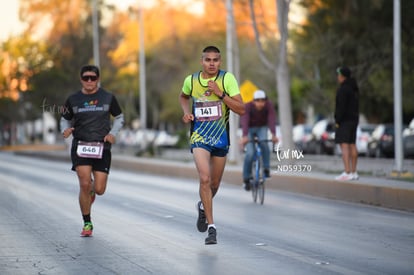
[0,0,203,42]
[0,1,25,41]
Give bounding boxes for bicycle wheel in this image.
[251,157,260,203]
[251,179,258,203]
[258,180,265,205]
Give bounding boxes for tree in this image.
[249,0,294,152]
[3,0,291,140]
[293,0,414,123]
[0,35,54,124]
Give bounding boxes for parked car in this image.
[403,118,414,158]
[118,128,179,149]
[356,124,377,156]
[153,130,179,147]
[293,124,313,152]
[334,123,377,156]
[306,119,336,155]
[367,124,395,158]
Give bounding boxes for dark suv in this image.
[367,124,395,158]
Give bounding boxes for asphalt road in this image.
[0,152,413,275]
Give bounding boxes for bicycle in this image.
[248,137,273,205]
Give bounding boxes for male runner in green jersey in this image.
[179,46,245,244]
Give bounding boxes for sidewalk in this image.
[111,150,414,212]
[3,144,414,212]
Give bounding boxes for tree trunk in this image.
[249,0,294,156]
[276,0,294,156]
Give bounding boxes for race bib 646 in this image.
[76,141,104,159]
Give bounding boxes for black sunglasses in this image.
[81,75,98,81]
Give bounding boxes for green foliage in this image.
[0,98,20,122]
[293,0,414,123]
[175,128,190,149]
[4,0,413,142]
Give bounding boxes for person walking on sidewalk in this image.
[60,65,124,237]
[334,66,359,181]
[179,46,245,245]
[240,90,278,191]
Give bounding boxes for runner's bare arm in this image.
[207,80,245,115]
[179,92,194,123]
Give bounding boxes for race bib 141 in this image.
[194,101,222,121]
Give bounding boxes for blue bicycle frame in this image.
[250,137,268,204]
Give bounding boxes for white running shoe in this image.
[351,172,359,180]
[335,172,353,181]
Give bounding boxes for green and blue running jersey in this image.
[181,70,240,149]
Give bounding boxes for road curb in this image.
[265,174,414,211]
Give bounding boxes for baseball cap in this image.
[336,66,351,78]
[253,90,266,100]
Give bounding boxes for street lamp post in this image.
[393,0,403,174]
[226,0,240,164]
[139,7,147,130]
[92,0,100,68]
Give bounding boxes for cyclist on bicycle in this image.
[240,90,278,191]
